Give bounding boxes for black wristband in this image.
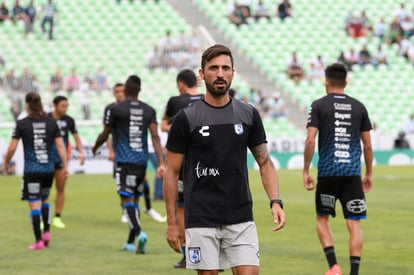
[270,199,283,209]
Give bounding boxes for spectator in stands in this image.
[360,10,373,37]
[400,15,414,37]
[20,67,38,93]
[4,69,20,92]
[277,0,292,21]
[238,0,251,17]
[372,44,388,66]
[396,35,410,59]
[385,17,403,45]
[49,68,63,93]
[253,0,270,22]
[41,0,58,40]
[308,55,325,83]
[337,50,352,71]
[346,13,365,38]
[93,67,108,92]
[286,51,304,84]
[394,2,409,23]
[228,2,249,27]
[147,45,162,70]
[0,2,10,23]
[265,92,287,118]
[24,0,36,38]
[11,0,27,24]
[78,76,91,120]
[407,43,414,65]
[394,131,410,149]
[344,47,359,69]
[358,44,372,67]
[65,68,80,93]
[0,47,5,68]
[10,94,22,120]
[373,17,389,42]
[404,114,414,134]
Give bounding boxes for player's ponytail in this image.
[25,92,46,118]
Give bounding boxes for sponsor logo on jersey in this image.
[195,161,220,178]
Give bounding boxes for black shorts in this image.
[115,163,146,198]
[54,161,64,170]
[21,173,54,201]
[316,176,367,219]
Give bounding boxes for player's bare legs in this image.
[316,215,334,248]
[53,168,66,228]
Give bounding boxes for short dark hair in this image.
[124,75,141,97]
[201,44,234,70]
[113,83,124,90]
[325,63,347,87]
[176,69,197,88]
[53,95,68,105]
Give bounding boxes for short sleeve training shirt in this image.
[306,93,372,177]
[105,99,157,166]
[12,116,61,174]
[167,99,267,228]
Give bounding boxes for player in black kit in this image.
[161,69,203,268]
[50,96,85,229]
[163,45,285,274]
[92,75,164,254]
[303,63,373,275]
[2,92,68,250]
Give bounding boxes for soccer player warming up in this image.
[2,92,68,250]
[92,75,164,254]
[303,63,373,275]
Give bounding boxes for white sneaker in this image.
[121,213,128,223]
[146,208,166,223]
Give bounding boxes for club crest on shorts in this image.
[189,247,201,264]
[234,124,243,135]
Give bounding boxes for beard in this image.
[205,78,232,98]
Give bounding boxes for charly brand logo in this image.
[195,162,220,178]
[199,126,210,137]
[346,199,367,213]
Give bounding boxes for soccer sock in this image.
[143,181,151,210]
[181,246,186,258]
[30,209,42,242]
[41,203,51,232]
[350,256,361,275]
[124,202,141,244]
[55,213,61,218]
[323,246,338,268]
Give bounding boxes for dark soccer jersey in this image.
[103,102,116,124]
[306,93,372,177]
[166,99,267,228]
[105,99,157,166]
[12,116,61,174]
[164,93,204,121]
[48,113,78,162]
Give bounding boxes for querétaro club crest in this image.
[189,247,201,264]
[234,124,243,135]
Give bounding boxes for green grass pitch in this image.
[0,165,413,274]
